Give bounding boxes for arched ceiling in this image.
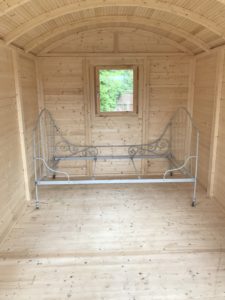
[39,26,193,55]
[25,16,210,54]
[1,0,225,55]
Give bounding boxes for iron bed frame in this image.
[33,107,199,209]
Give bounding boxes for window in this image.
[95,66,138,115]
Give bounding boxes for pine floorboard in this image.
[0,184,225,299]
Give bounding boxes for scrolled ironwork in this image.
[128,138,170,157]
[128,146,139,156]
[55,141,98,157]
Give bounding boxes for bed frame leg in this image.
[35,184,40,209]
[192,178,197,207]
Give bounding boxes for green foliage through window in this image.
[98,69,134,112]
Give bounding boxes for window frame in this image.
[95,65,138,116]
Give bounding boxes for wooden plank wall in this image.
[213,51,225,207]
[38,57,87,176]
[192,53,218,190]
[147,57,190,174]
[18,54,39,191]
[38,54,191,177]
[87,57,144,176]
[0,45,39,241]
[37,29,193,177]
[0,46,26,240]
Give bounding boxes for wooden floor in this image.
[0,184,225,299]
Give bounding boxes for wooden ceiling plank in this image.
[4,0,225,44]
[24,16,210,53]
[38,25,193,55]
[0,0,30,17]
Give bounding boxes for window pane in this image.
[99,69,134,112]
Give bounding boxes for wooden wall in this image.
[213,51,225,207]
[38,57,87,176]
[147,56,190,174]
[37,27,193,177]
[17,54,39,190]
[192,53,218,189]
[0,44,39,241]
[38,28,192,177]
[87,57,144,176]
[0,46,25,240]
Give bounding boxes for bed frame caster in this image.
[53,174,56,179]
[192,200,196,207]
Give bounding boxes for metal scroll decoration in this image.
[37,108,170,160]
[128,139,170,157]
[55,141,99,157]
[54,138,169,158]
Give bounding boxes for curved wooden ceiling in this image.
[1,0,225,55]
[39,26,194,55]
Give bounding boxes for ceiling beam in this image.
[4,0,225,44]
[24,16,210,53]
[0,0,30,17]
[38,25,193,55]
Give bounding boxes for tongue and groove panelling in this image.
[18,54,39,190]
[0,46,25,240]
[213,51,225,208]
[192,53,218,190]
[38,54,191,177]
[38,57,87,176]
